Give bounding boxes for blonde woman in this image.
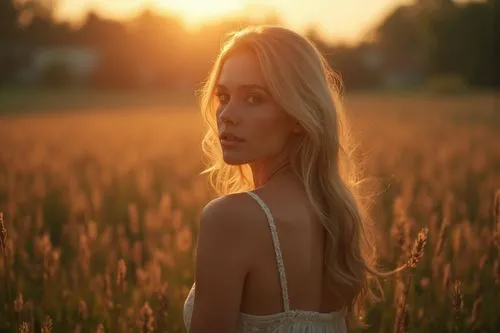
[183,25,383,333]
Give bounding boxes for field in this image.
[0,91,499,333]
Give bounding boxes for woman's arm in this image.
[188,195,255,333]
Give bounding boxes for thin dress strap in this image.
[245,191,290,312]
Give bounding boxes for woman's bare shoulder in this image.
[195,192,268,268]
[199,192,268,235]
[202,192,262,220]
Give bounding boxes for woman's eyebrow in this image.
[238,84,270,94]
[215,83,270,95]
[214,84,227,91]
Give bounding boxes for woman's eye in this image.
[216,92,230,105]
[247,94,263,105]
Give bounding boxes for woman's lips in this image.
[220,132,245,142]
[220,139,243,148]
[219,132,245,148]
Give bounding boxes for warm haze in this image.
[54,0,413,44]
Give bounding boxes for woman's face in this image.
[215,51,298,165]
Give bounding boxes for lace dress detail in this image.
[183,191,347,333]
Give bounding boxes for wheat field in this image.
[0,92,499,333]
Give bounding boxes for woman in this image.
[183,25,382,333]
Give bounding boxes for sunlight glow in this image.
[155,0,245,25]
[55,0,412,44]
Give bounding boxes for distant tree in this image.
[414,0,454,11]
[304,27,380,90]
[328,44,381,90]
[0,0,21,42]
[373,0,498,88]
[452,1,497,86]
[16,0,58,25]
[128,8,186,88]
[0,1,25,86]
[78,13,138,89]
[76,11,130,47]
[416,0,497,86]
[11,0,68,46]
[375,5,427,74]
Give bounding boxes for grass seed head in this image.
[407,228,429,269]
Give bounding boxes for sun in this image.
[155,0,245,25]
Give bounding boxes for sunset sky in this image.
[54,0,414,44]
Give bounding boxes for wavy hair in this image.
[198,25,386,327]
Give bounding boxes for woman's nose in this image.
[218,104,239,125]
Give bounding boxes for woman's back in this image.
[238,184,334,314]
[183,176,347,332]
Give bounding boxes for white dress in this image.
[183,191,347,332]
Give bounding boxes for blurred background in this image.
[0,1,499,333]
[0,0,498,98]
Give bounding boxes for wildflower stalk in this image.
[14,293,23,332]
[395,273,412,333]
[153,289,170,333]
[493,189,500,251]
[138,302,154,333]
[451,280,465,333]
[466,296,483,328]
[41,316,53,333]
[395,227,429,333]
[18,321,30,333]
[95,324,105,333]
[115,259,127,332]
[0,212,13,323]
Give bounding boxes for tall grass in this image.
[0,93,499,332]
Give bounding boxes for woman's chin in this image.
[222,152,248,165]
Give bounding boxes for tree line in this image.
[0,0,497,91]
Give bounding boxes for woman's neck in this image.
[250,159,291,188]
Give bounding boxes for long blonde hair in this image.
[199,25,382,326]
